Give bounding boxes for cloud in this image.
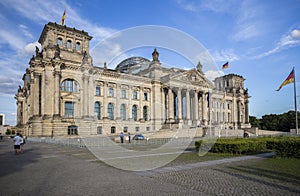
[24,42,41,55]
[211,48,239,63]
[204,70,223,81]
[231,1,263,41]
[19,24,33,39]
[254,28,300,59]
[177,0,239,14]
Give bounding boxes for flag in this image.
[220,91,226,106]
[61,9,66,25]
[222,62,229,69]
[277,69,294,91]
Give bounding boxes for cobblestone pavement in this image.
[0,137,299,196]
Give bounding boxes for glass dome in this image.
[115,57,150,74]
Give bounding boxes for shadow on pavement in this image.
[0,138,41,178]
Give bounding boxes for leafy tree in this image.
[249,116,260,128]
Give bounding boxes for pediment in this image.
[61,92,80,101]
[162,69,213,88]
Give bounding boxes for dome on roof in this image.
[115,57,150,73]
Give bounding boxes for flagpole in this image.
[293,67,298,134]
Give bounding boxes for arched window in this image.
[120,104,126,120]
[61,79,78,92]
[57,37,62,46]
[76,42,81,51]
[108,103,114,120]
[67,40,72,49]
[94,102,101,120]
[143,106,148,121]
[132,105,137,121]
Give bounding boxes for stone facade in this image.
[15,22,250,137]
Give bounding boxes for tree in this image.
[249,116,260,128]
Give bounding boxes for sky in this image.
[0,0,300,125]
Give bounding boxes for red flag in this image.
[277,69,294,91]
[222,62,229,69]
[61,9,66,25]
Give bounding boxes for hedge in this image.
[195,136,300,158]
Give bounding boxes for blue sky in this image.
[0,0,300,125]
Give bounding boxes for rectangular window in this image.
[135,127,139,132]
[65,102,74,117]
[144,92,148,100]
[96,86,101,96]
[111,126,116,134]
[133,91,137,99]
[109,88,114,97]
[121,89,126,98]
[123,127,128,133]
[97,126,102,134]
[146,127,150,131]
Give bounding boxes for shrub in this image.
[5,129,11,135]
[195,136,300,158]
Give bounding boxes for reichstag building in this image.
[15,22,250,136]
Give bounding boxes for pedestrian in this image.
[128,132,131,143]
[0,133,3,141]
[13,133,23,155]
[120,132,124,143]
[20,134,25,153]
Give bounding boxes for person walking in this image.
[120,132,124,143]
[20,134,25,153]
[128,132,131,143]
[13,133,23,155]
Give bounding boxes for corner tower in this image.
[38,22,93,63]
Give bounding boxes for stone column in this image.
[33,73,40,116]
[186,90,191,125]
[168,88,174,121]
[17,101,21,125]
[103,82,108,119]
[139,87,143,121]
[128,86,132,119]
[161,88,165,122]
[54,71,60,116]
[116,84,120,120]
[83,75,89,117]
[177,88,182,121]
[245,100,249,123]
[194,90,199,125]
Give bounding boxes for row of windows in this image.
[61,80,149,102]
[69,125,150,135]
[94,102,148,121]
[57,38,81,50]
[64,101,148,121]
[97,126,150,134]
[96,86,148,100]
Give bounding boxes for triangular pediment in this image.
[161,69,213,88]
[61,92,80,101]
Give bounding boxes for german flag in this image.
[61,9,66,25]
[222,62,229,69]
[277,68,294,91]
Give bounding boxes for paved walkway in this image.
[0,138,299,196]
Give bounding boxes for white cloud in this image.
[24,42,41,55]
[232,1,263,41]
[204,70,223,81]
[211,48,239,63]
[19,24,33,39]
[291,29,300,39]
[254,28,300,59]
